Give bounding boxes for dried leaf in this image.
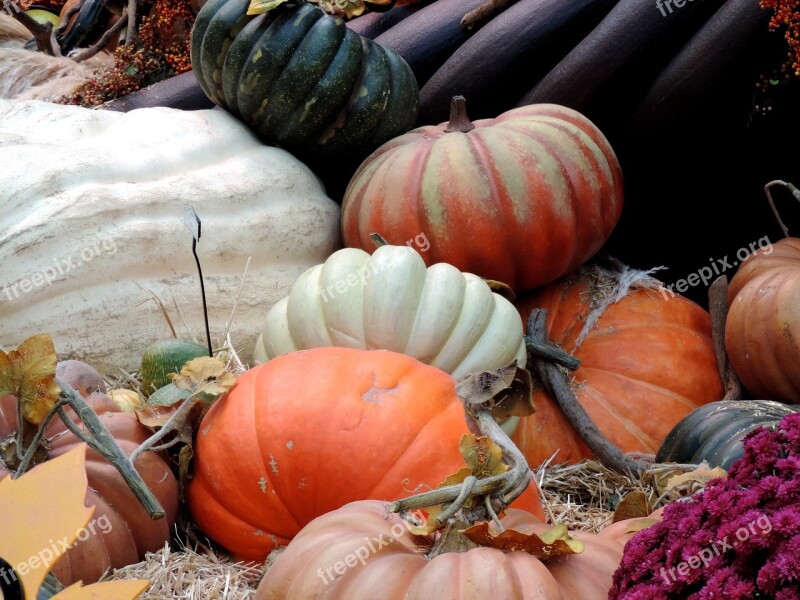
[621,517,660,535]
[169,356,237,396]
[612,491,651,523]
[482,278,516,302]
[0,333,60,425]
[456,363,518,406]
[247,0,290,14]
[460,434,508,479]
[664,466,727,493]
[489,368,535,420]
[462,522,584,557]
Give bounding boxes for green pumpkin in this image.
[656,400,798,469]
[190,0,419,160]
[140,339,210,395]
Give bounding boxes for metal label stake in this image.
[184,207,212,357]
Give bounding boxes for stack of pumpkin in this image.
[1,0,799,597]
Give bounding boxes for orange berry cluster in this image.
[760,0,800,77]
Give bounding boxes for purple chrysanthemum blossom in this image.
[609,412,800,599]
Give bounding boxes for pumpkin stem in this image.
[55,378,167,519]
[369,232,390,248]
[708,276,743,402]
[764,179,800,238]
[526,309,648,475]
[427,520,480,558]
[461,0,518,32]
[444,96,476,134]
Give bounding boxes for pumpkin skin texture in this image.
[186,347,544,562]
[0,99,340,375]
[191,0,418,161]
[0,361,179,586]
[253,245,527,380]
[656,399,798,469]
[725,237,800,403]
[341,102,624,293]
[512,271,724,467]
[256,499,642,600]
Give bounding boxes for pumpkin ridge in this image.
[577,366,704,412]
[573,382,654,450]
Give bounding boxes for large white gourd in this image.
[254,245,527,381]
[0,100,341,373]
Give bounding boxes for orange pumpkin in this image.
[0,360,179,586]
[725,237,800,403]
[512,268,724,467]
[256,499,657,599]
[341,97,624,293]
[186,347,544,562]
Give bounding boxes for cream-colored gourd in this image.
[0,100,341,373]
[254,245,527,380]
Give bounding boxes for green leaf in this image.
[146,383,192,407]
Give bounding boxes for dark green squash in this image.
[190,0,418,161]
[656,400,798,470]
[140,339,210,395]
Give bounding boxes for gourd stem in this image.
[708,276,742,402]
[764,179,800,238]
[55,379,166,519]
[527,309,647,475]
[129,394,203,465]
[12,399,67,478]
[524,311,581,370]
[444,96,476,134]
[369,232,389,248]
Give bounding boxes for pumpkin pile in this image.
[1,0,798,597]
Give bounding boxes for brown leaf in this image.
[0,333,60,424]
[665,466,727,494]
[462,522,584,557]
[482,278,516,302]
[169,356,237,396]
[489,367,535,419]
[456,363,518,406]
[612,491,652,523]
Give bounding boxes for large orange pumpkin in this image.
[725,237,800,403]
[341,97,624,293]
[186,347,544,562]
[512,266,724,467]
[0,360,179,586]
[256,499,658,599]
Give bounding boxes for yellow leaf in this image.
[54,580,149,599]
[0,333,60,424]
[665,466,727,492]
[0,445,92,597]
[462,521,584,557]
[169,356,237,396]
[247,0,290,15]
[460,434,508,479]
[109,388,144,413]
[404,468,472,535]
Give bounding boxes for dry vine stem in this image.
[708,275,743,401]
[13,379,165,519]
[525,309,648,476]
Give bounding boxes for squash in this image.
[186,346,545,561]
[512,263,724,467]
[656,399,798,469]
[190,0,419,162]
[0,99,340,375]
[140,339,210,395]
[256,499,659,599]
[0,360,179,586]
[253,245,526,381]
[725,236,800,403]
[341,97,624,293]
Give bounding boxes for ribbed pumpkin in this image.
[186,346,544,561]
[190,0,419,160]
[256,499,657,599]
[0,360,179,586]
[656,399,798,469]
[725,237,800,403]
[512,265,724,467]
[253,245,526,381]
[341,96,624,292]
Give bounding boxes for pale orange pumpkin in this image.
[725,237,800,403]
[512,267,724,467]
[0,360,179,586]
[256,499,658,599]
[186,347,545,562]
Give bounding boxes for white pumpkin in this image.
[0,100,341,373]
[254,245,527,381]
